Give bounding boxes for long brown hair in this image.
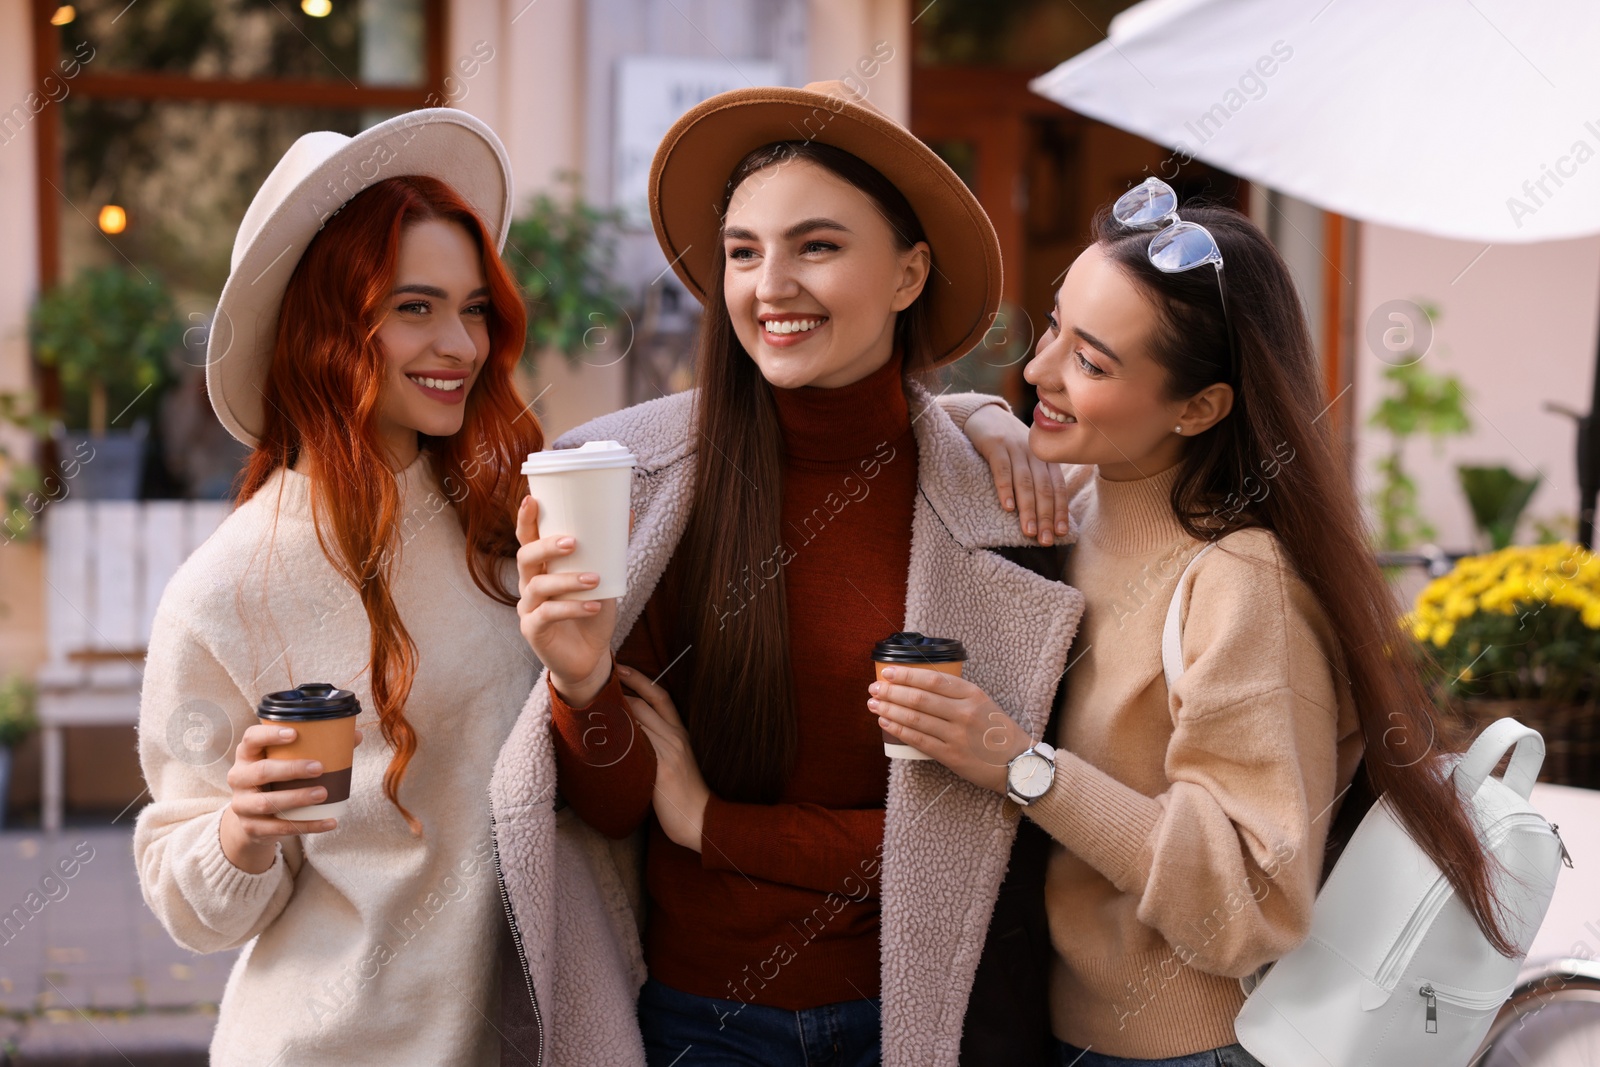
[236,175,539,833]
[1090,202,1516,955]
[676,141,935,802]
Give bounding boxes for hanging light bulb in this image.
[97,205,127,234]
[301,0,332,16]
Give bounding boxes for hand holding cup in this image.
[220,722,364,874]
[515,495,618,707]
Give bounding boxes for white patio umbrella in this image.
[1031,0,1600,543]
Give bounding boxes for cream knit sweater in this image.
[1027,462,1363,1059]
[134,453,535,1066]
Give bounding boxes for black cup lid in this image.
[871,631,967,664]
[257,683,361,721]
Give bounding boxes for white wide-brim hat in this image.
[206,108,514,447]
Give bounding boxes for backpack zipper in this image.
[1375,811,1551,990]
[1417,977,1514,1031]
[490,806,545,1067]
[1550,822,1574,868]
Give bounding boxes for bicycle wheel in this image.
[1476,959,1600,1066]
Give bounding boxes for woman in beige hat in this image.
[494,82,1082,1067]
[134,110,547,1065]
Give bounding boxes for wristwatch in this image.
[1005,741,1057,806]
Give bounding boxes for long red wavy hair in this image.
[236,175,540,833]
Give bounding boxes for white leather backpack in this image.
[1161,545,1572,1067]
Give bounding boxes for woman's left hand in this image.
[618,665,711,852]
[869,667,1033,793]
[964,403,1071,546]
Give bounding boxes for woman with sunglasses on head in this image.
[492,81,1081,1067]
[872,180,1516,1067]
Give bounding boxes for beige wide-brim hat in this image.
[207,108,514,447]
[648,80,1003,370]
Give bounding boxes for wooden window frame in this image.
[28,0,448,297]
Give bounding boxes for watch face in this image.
[1009,752,1052,799]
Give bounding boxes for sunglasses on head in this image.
[1111,177,1239,385]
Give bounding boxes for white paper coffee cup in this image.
[522,441,635,601]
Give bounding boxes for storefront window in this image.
[34,0,442,499]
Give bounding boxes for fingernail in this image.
[1041,534,1054,546]
[278,728,294,739]
[617,666,631,675]
[558,537,575,549]
[868,682,881,695]
[1004,498,1014,510]
[1025,521,1037,536]
[307,761,323,774]
[868,698,880,710]
[1057,520,1069,534]
[882,667,898,681]
[313,788,328,801]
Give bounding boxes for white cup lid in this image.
[522,439,637,474]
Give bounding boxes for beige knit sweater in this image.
[134,454,535,1066]
[1026,462,1363,1059]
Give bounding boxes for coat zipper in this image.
[490,807,544,1067]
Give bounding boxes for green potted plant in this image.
[1457,464,1541,550]
[1367,308,1473,551]
[0,390,52,542]
[29,265,181,499]
[0,673,39,829]
[504,174,633,364]
[1406,542,1600,788]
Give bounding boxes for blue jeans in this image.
[1056,1039,1264,1067]
[639,977,881,1067]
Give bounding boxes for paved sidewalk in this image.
[0,828,235,1065]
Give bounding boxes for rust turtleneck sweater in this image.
[549,351,919,1009]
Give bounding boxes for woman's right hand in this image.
[515,494,619,707]
[219,723,358,874]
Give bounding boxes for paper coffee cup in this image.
[871,632,968,759]
[522,440,636,601]
[258,683,360,821]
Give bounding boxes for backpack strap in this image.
[1161,543,1216,690]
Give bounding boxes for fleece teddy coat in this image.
[488,381,1086,1067]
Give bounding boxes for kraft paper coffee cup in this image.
[522,440,636,602]
[872,632,968,760]
[257,683,360,821]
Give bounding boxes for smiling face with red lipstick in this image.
[1023,243,1233,481]
[370,218,491,469]
[720,158,931,390]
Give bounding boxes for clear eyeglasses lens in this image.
[1112,178,1179,229]
[1147,222,1224,274]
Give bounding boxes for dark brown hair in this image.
[676,140,934,802]
[237,176,539,833]
[1090,202,1515,955]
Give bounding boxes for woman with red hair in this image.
[134,111,541,1065]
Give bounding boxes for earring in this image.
[1173,425,1183,434]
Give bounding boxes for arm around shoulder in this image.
[935,392,1011,431]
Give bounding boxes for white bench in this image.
[36,500,230,832]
